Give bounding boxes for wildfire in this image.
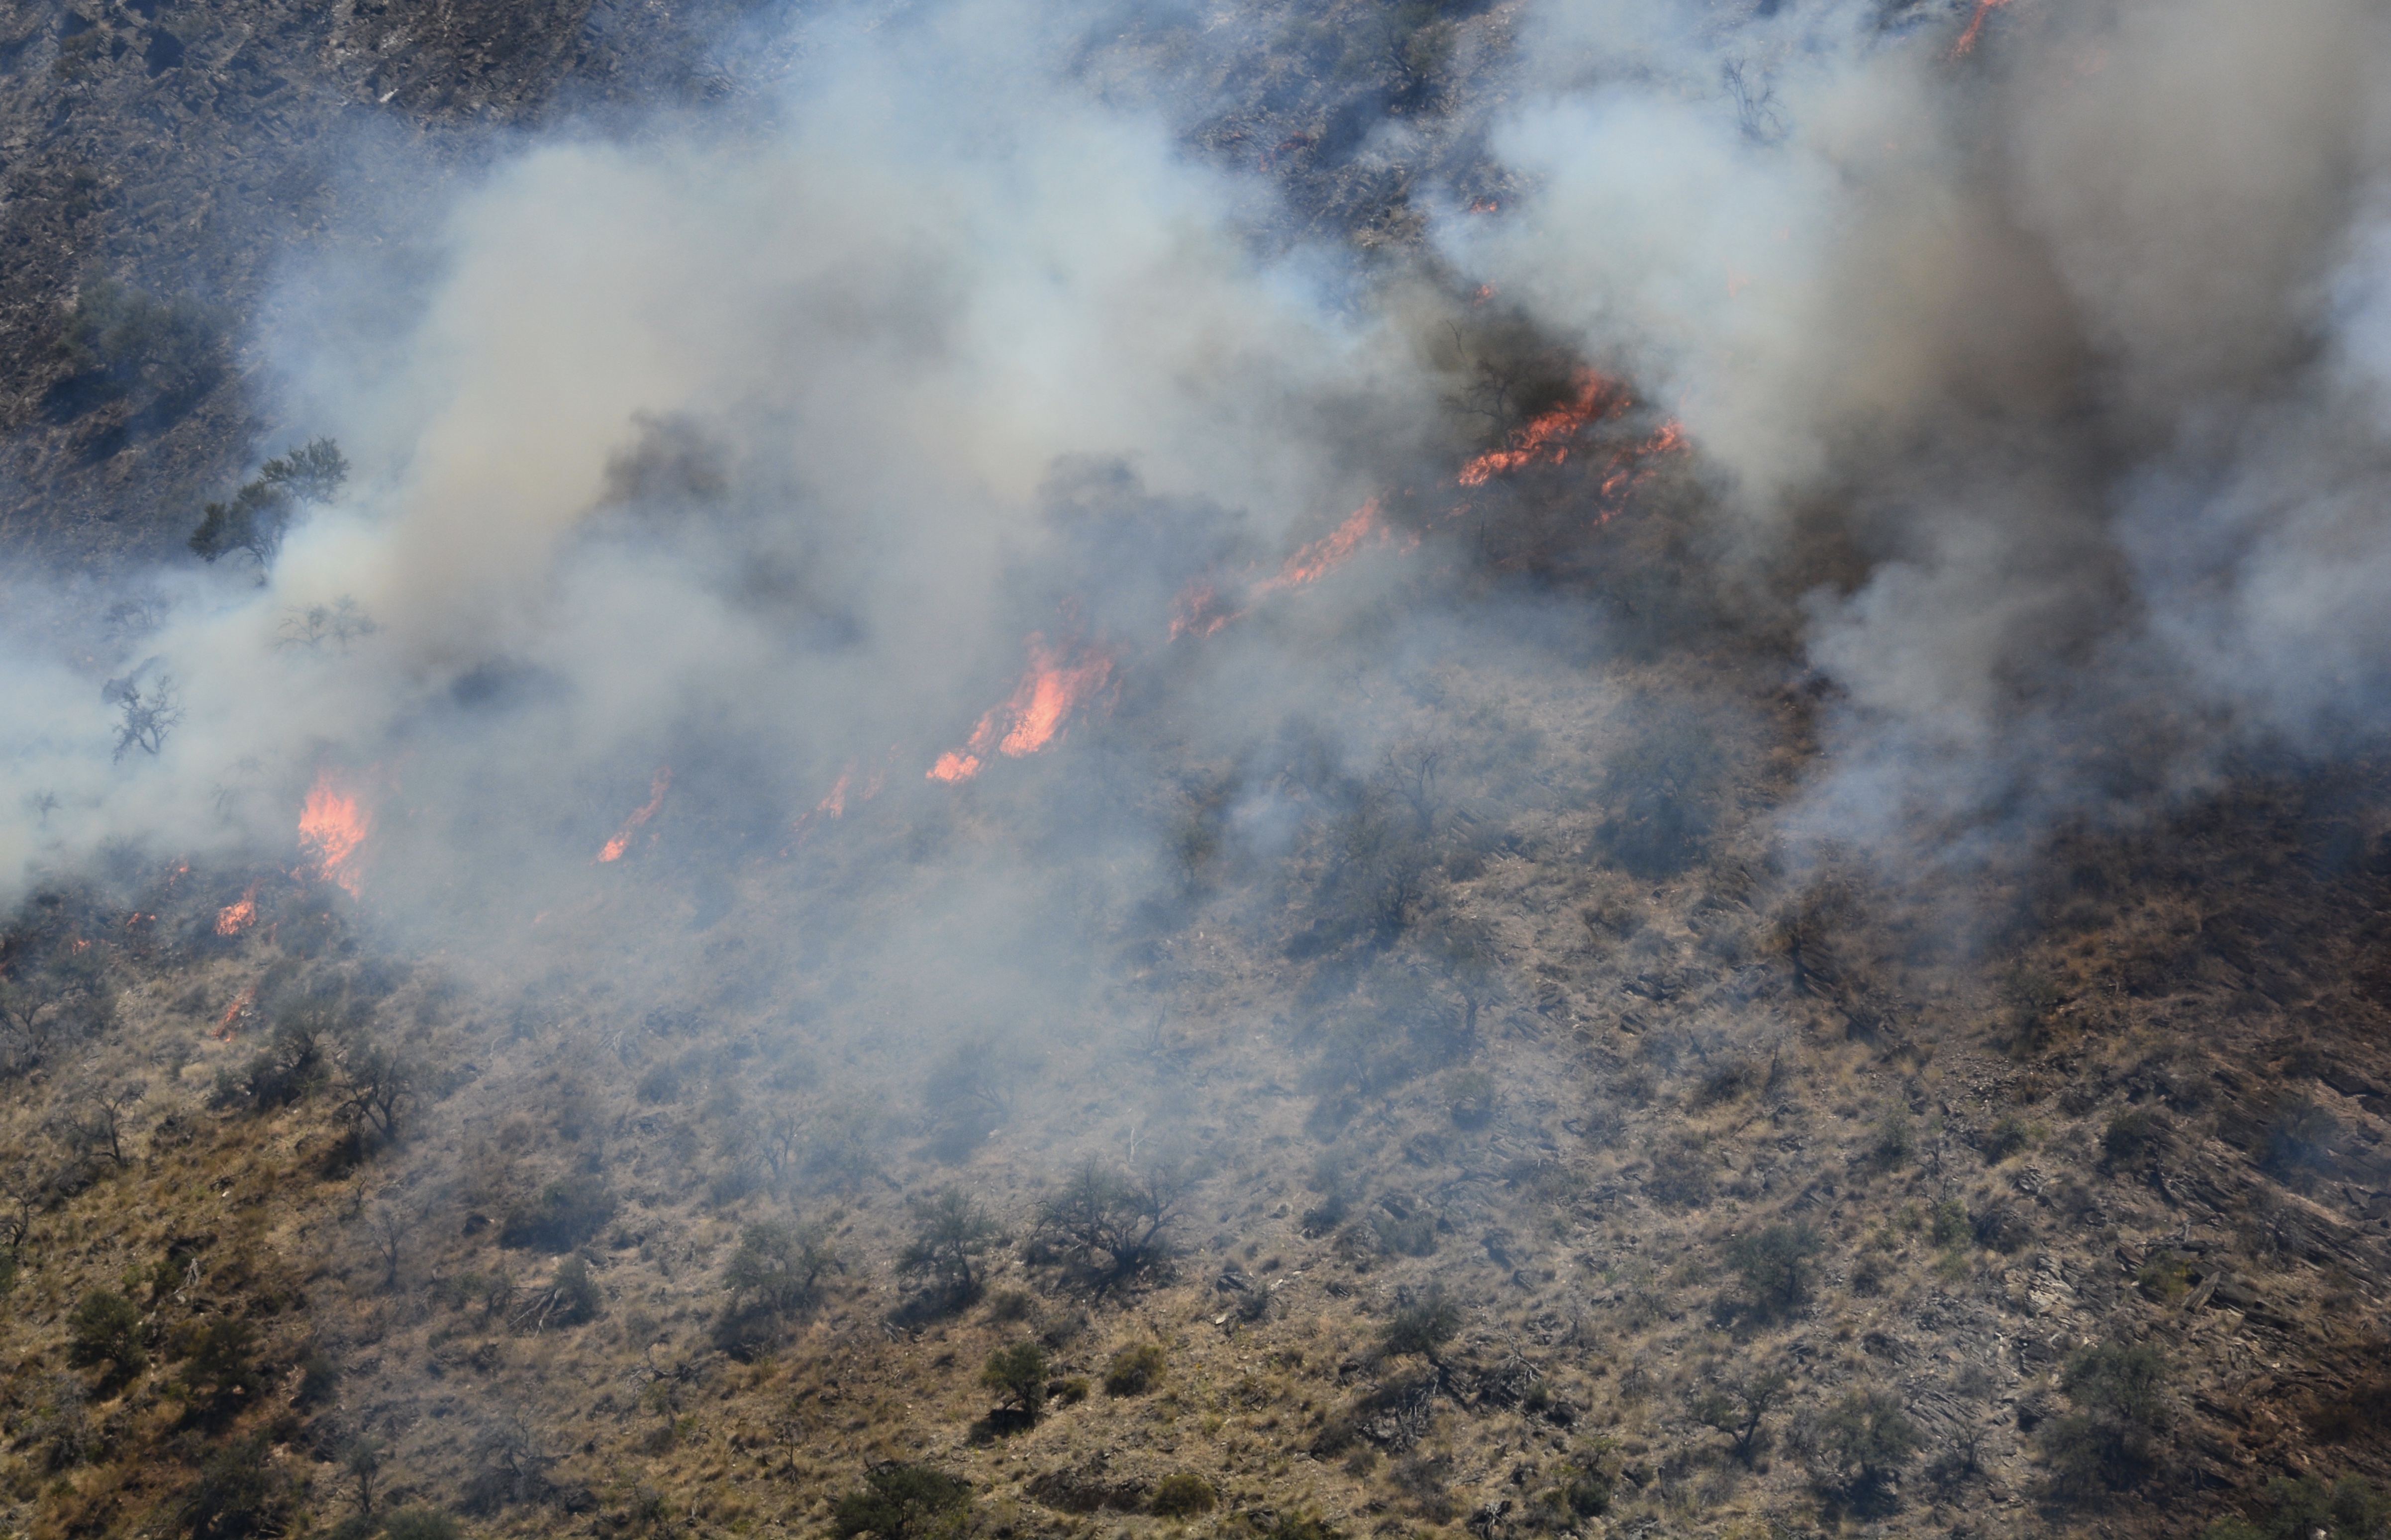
[1457,373,1627,486]
[1257,499,1385,593]
[1168,581,1239,642]
[216,983,257,1040]
[1948,0,2010,58]
[928,635,1114,781]
[299,767,374,897]
[215,885,259,936]
[598,767,673,862]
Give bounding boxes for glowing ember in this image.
[215,884,259,936]
[299,767,374,897]
[1257,499,1385,593]
[928,635,1114,779]
[1457,373,1625,486]
[1948,0,2010,58]
[1468,197,1499,214]
[598,767,673,862]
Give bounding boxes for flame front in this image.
[598,767,673,862]
[215,883,259,936]
[299,768,373,897]
[1257,498,1384,593]
[1948,0,2010,58]
[929,635,1114,779]
[1457,373,1625,486]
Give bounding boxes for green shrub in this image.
[983,1341,1047,1421]
[1150,1472,1217,1516]
[1981,1116,2030,1162]
[67,1290,146,1382]
[2135,1253,2195,1305]
[1930,1199,1970,1248]
[831,1462,971,1540]
[1814,1389,1921,1499]
[1444,1069,1495,1128]
[1729,1223,1822,1318]
[189,438,349,569]
[1380,1289,1461,1358]
[382,1509,463,1540]
[1104,1342,1167,1395]
[2041,1342,2170,1493]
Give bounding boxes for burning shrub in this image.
[498,1176,615,1253]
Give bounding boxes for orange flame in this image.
[928,635,1114,779]
[927,752,981,783]
[598,767,673,862]
[299,768,374,897]
[1168,581,1240,642]
[215,883,259,937]
[216,983,257,1040]
[1948,0,2010,58]
[1257,499,1384,593]
[1457,373,1625,486]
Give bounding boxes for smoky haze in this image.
[7,0,2391,953]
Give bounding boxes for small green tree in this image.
[1729,1222,1822,1318]
[831,1462,972,1540]
[191,438,349,570]
[724,1220,839,1313]
[899,1187,999,1303]
[67,1289,146,1384]
[981,1341,1047,1422]
[1814,1389,1921,1502]
[1693,1362,1791,1466]
[2042,1341,2170,1493]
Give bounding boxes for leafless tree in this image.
[363,1202,417,1291]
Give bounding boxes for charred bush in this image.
[1032,1159,1187,1291]
[1644,1131,1714,1207]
